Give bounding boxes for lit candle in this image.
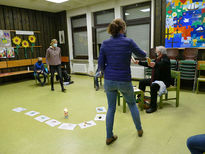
[64,108,68,119]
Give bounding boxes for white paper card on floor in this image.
[25,111,40,116]
[94,114,106,121]
[96,107,107,113]
[45,119,61,127]
[34,115,50,122]
[58,123,77,130]
[78,120,96,129]
[12,107,27,112]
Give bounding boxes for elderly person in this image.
[34,57,48,86]
[98,18,146,145]
[46,39,65,92]
[134,46,171,113]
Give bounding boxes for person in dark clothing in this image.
[187,134,205,154]
[34,57,48,86]
[98,18,146,145]
[133,46,171,113]
[94,67,103,91]
[46,39,65,92]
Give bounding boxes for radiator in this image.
[131,66,144,79]
[72,63,88,74]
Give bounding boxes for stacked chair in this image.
[178,60,197,91]
[178,48,198,91]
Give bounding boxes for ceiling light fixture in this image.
[125,13,130,16]
[46,0,69,4]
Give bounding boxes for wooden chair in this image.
[159,70,180,108]
[196,61,205,94]
[117,88,144,113]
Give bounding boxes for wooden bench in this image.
[0,59,33,77]
[0,56,69,78]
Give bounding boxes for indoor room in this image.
[0,0,205,154]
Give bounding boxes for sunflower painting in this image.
[22,40,29,58]
[28,35,36,43]
[12,36,21,45]
[28,35,36,57]
[12,36,21,57]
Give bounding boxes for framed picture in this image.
[59,30,65,44]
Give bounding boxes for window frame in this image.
[71,14,88,59]
[93,8,114,59]
[123,2,151,58]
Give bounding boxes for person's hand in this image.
[131,56,139,64]
[37,70,41,73]
[143,50,147,55]
[47,66,50,72]
[149,62,155,68]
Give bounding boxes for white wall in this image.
[66,0,154,78]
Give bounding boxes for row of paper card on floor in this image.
[12,107,107,130]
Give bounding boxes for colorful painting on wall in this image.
[0,47,7,58]
[0,30,11,47]
[6,47,15,58]
[165,0,205,48]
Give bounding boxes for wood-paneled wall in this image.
[0,5,69,60]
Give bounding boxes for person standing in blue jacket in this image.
[98,18,146,145]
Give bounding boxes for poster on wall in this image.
[0,47,7,58]
[6,47,15,58]
[0,30,11,47]
[165,0,205,48]
[59,30,65,44]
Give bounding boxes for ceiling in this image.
[0,0,108,13]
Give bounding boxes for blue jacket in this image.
[98,34,146,82]
[34,62,45,73]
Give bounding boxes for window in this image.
[93,9,114,59]
[123,2,151,57]
[71,15,88,59]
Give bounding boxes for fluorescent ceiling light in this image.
[125,13,130,16]
[140,8,150,12]
[46,0,69,3]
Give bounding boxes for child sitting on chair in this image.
[34,57,48,86]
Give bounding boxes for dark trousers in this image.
[187,134,205,154]
[50,65,64,90]
[36,72,47,86]
[138,78,160,109]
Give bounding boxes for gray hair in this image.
[156,46,167,55]
[38,57,42,61]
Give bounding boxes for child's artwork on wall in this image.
[0,47,7,58]
[0,30,11,47]
[6,47,15,58]
[165,0,205,48]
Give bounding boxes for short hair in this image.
[50,39,57,46]
[38,57,42,61]
[156,46,167,55]
[107,18,126,37]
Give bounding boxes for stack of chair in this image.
[170,59,177,70]
[178,60,197,91]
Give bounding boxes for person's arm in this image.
[59,48,62,63]
[41,63,45,72]
[130,39,146,58]
[132,56,149,67]
[46,49,50,71]
[34,63,37,73]
[98,43,106,72]
[154,56,170,70]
